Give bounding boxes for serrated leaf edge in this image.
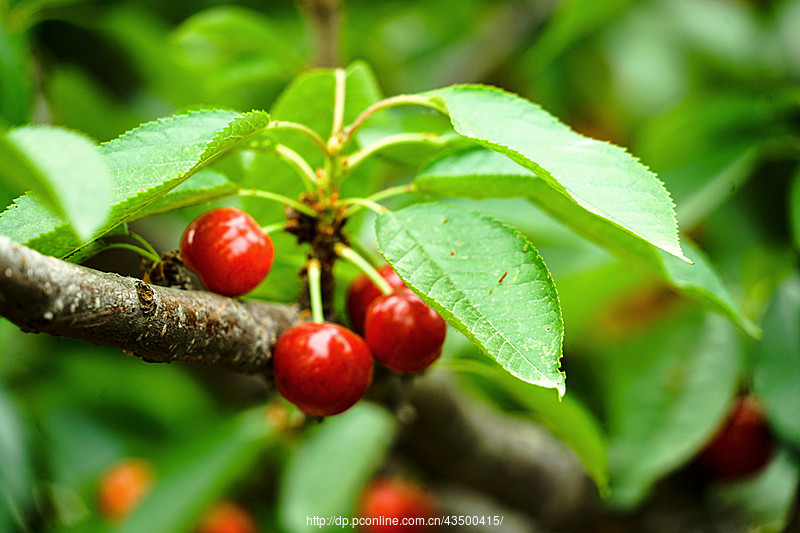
[426,84,691,264]
[376,204,566,396]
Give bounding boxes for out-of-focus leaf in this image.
[791,170,800,252]
[279,403,396,533]
[527,0,639,71]
[753,273,800,452]
[118,407,275,533]
[0,25,32,126]
[605,311,744,507]
[0,385,32,533]
[376,203,565,396]
[2,126,112,241]
[454,353,608,493]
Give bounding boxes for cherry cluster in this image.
[179,208,447,417]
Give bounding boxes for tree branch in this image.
[0,234,299,372]
[301,0,342,68]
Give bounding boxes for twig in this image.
[301,0,342,68]
[0,234,299,372]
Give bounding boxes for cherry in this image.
[180,207,274,297]
[196,501,257,533]
[97,458,154,522]
[696,396,773,482]
[272,322,373,416]
[356,477,438,533]
[347,265,405,334]
[364,289,446,374]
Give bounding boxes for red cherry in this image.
[357,477,438,533]
[197,501,257,533]
[696,396,773,481]
[97,458,154,522]
[364,289,446,374]
[180,207,274,297]
[347,265,405,334]
[272,322,373,416]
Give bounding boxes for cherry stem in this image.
[307,258,325,323]
[238,189,317,217]
[261,222,285,235]
[342,185,411,217]
[334,243,393,295]
[340,94,445,150]
[329,68,347,151]
[274,143,320,192]
[126,230,160,260]
[268,120,329,157]
[102,243,161,264]
[340,197,386,215]
[342,132,448,176]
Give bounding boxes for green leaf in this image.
[241,61,384,223]
[526,0,639,71]
[0,385,33,533]
[424,85,690,263]
[0,110,271,259]
[753,273,800,452]
[279,403,396,533]
[454,353,608,493]
[375,203,565,396]
[270,60,383,141]
[791,170,800,252]
[416,147,759,337]
[605,311,744,507]
[2,126,112,241]
[118,407,275,533]
[134,170,239,220]
[0,25,32,125]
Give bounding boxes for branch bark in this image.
[301,0,342,68]
[0,234,299,372]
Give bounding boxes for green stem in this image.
[102,243,161,264]
[261,222,285,235]
[238,189,317,217]
[307,259,325,323]
[340,198,386,215]
[342,185,411,217]
[334,243,393,295]
[340,94,445,149]
[126,231,160,260]
[343,132,448,175]
[329,68,347,151]
[268,120,330,157]
[274,144,320,192]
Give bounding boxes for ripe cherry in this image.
[347,265,405,334]
[197,501,258,533]
[357,477,438,533]
[364,288,446,374]
[272,322,373,416]
[97,458,154,522]
[180,207,274,297]
[696,396,773,482]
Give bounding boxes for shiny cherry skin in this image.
[696,396,773,481]
[347,265,406,335]
[357,477,438,533]
[197,501,258,533]
[364,288,446,374]
[97,458,154,522]
[272,322,373,416]
[180,207,274,297]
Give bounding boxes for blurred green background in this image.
[1,0,799,531]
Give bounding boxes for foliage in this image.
[1,0,799,531]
